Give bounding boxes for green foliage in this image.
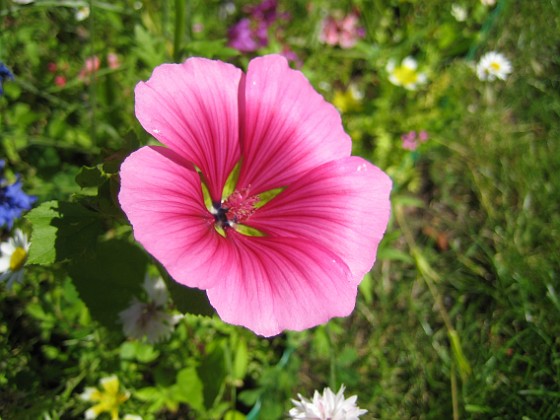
[68,239,148,329]
[26,200,103,265]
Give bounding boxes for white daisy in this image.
[0,229,30,289]
[386,57,427,90]
[118,275,182,343]
[476,51,513,81]
[451,4,468,22]
[289,385,368,420]
[75,6,90,21]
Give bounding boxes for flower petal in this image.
[206,232,356,337]
[135,58,242,201]
[237,54,351,195]
[100,375,120,394]
[119,146,229,289]
[248,156,392,284]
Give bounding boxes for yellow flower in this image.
[386,57,427,90]
[332,84,363,113]
[80,375,130,420]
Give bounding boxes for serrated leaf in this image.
[68,239,147,329]
[75,165,106,188]
[26,200,103,265]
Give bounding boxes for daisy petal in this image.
[206,232,356,337]
[119,146,228,289]
[134,58,242,201]
[237,55,351,194]
[249,156,392,284]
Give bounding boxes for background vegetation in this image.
[1,0,559,418]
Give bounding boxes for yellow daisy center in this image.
[490,61,501,71]
[393,65,418,86]
[9,247,27,272]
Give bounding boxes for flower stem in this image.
[395,204,471,414]
[173,0,187,62]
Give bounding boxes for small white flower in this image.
[118,275,182,343]
[480,0,496,6]
[0,229,30,289]
[451,4,468,22]
[476,51,513,81]
[75,6,90,22]
[289,385,367,420]
[386,57,427,90]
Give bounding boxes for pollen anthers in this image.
[212,187,260,230]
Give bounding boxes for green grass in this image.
[339,1,560,417]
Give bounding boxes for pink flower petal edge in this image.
[249,156,392,284]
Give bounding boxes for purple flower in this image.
[245,0,279,25]
[227,0,286,53]
[0,63,15,96]
[228,18,269,52]
[0,162,36,229]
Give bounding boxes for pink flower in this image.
[118,55,392,337]
[107,53,120,70]
[54,75,66,87]
[47,62,58,73]
[320,12,365,49]
[401,130,429,151]
[78,55,100,80]
[280,46,303,68]
[401,131,418,150]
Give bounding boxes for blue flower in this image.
[0,168,36,229]
[0,63,15,96]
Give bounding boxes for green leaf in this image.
[448,329,472,381]
[120,341,160,363]
[358,272,373,305]
[68,239,147,329]
[75,165,106,188]
[26,201,104,265]
[233,337,248,381]
[376,247,414,264]
[158,264,215,317]
[197,341,227,409]
[175,367,205,411]
[224,410,246,420]
[238,389,262,406]
[185,40,239,60]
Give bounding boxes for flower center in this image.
[9,247,27,272]
[490,61,501,71]
[212,188,260,230]
[394,65,418,86]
